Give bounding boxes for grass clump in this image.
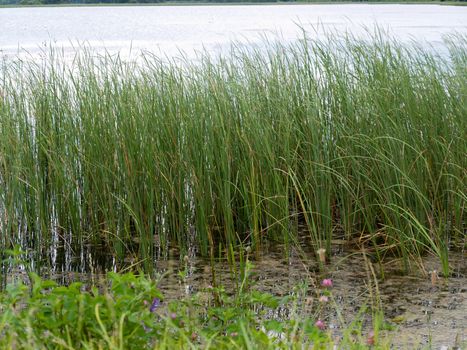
[0,32,465,275]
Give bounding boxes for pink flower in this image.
[321,279,333,288]
[367,331,375,345]
[319,295,329,303]
[170,312,177,320]
[315,319,326,330]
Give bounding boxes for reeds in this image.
[0,32,465,275]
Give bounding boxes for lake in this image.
[1,4,467,59]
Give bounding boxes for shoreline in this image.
[1,1,466,8]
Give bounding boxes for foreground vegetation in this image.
[0,32,466,277]
[0,249,390,349]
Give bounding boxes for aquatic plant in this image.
[0,31,465,277]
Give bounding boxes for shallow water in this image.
[16,241,463,349]
[1,4,467,60]
[152,248,466,349]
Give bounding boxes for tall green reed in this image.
[0,32,465,276]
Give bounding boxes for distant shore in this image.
[1,1,466,8]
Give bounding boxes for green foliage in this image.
[18,0,42,4]
[0,269,391,349]
[0,272,163,349]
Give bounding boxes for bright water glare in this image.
[1,4,467,60]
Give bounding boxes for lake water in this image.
[1,4,467,60]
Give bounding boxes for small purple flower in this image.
[170,312,177,320]
[315,319,326,330]
[321,279,333,288]
[149,298,160,313]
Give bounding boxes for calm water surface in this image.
[1,4,467,59]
